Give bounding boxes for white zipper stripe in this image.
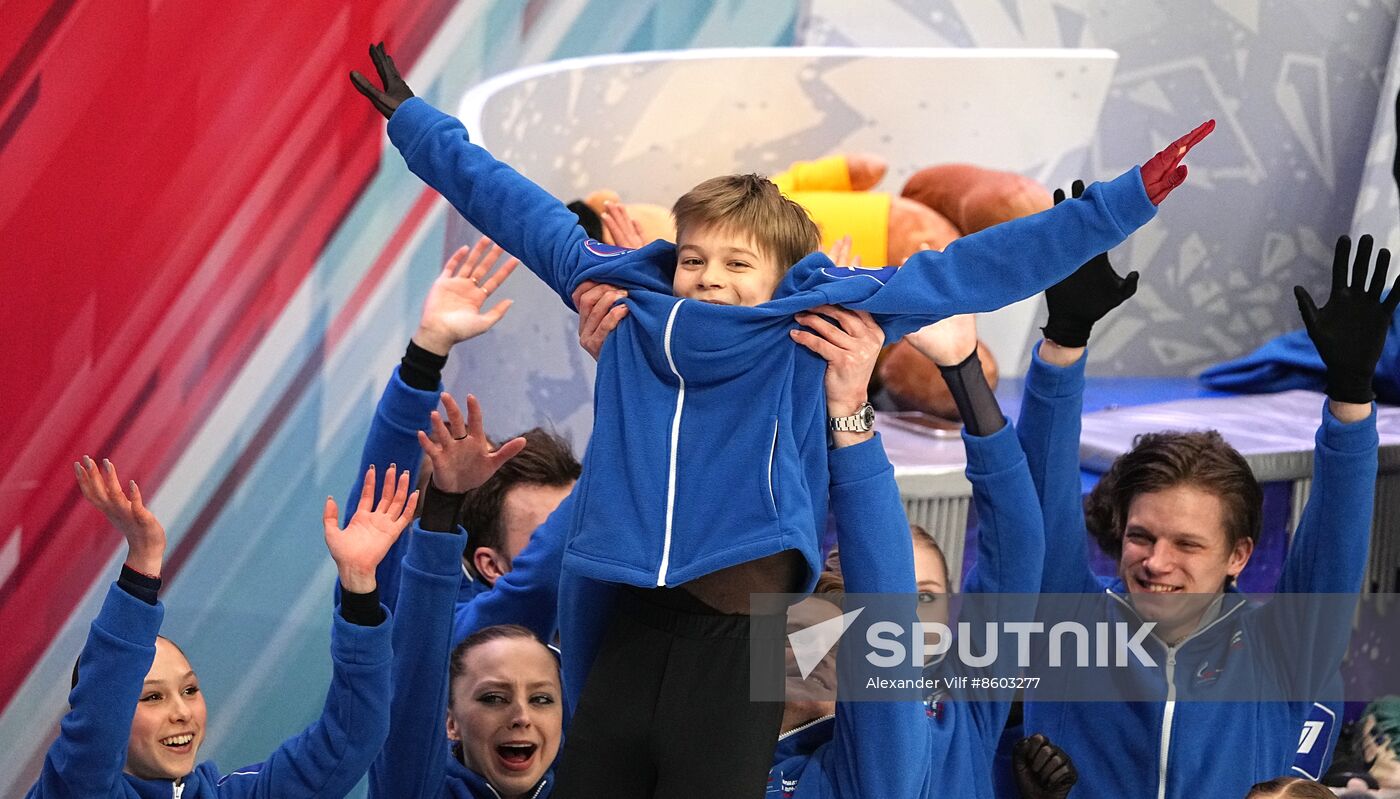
[1105,587,1246,799]
[657,299,686,586]
[1157,645,1177,799]
[767,419,779,512]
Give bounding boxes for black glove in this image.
[1294,234,1398,404]
[1013,734,1078,799]
[1041,180,1140,348]
[350,42,415,120]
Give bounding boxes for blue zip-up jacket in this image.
[767,423,1047,798]
[1016,343,1378,799]
[386,96,1159,593]
[27,583,393,799]
[371,523,554,799]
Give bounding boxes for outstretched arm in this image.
[229,473,415,798]
[368,394,522,799]
[1016,188,1142,594]
[29,462,168,799]
[1262,235,1390,702]
[352,44,670,304]
[1283,234,1392,593]
[857,123,1211,339]
[346,240,518,612]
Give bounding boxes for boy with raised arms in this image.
[352,42,1213,796]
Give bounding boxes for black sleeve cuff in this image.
[400,340,449,391]
[937,350,1005,437]
[420,480,468,533]
[339,585,385,626]
[118,565,161,606]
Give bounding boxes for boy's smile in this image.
[673,224,784,307]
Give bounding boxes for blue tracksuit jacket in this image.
[386,96,1159,593]
[27,583,393,798]
[1016,343,1378,799]
[371,523,555,799]
[766,423,1046,798]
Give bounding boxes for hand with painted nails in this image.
[1041,179,1141,348]
[1140,119,1215,205]
[322,464,418,594]
[417,393,527,494]
[413,238,518,356]
[349,42,415,120]
[572,280,630,361]
[75,457,165,578]
[1295,234,1399,406]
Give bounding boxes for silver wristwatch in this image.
[829,402,876,433]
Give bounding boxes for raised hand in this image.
[1140,119,1215,205]
[1041,180,1140,348]
[572,280,629,361]
[417,393,527,494]
[75,456,165,578]
[322,465,419,594]
[1294,234,1399,406]
[601,200,648,249]
[791,305,885,441]
[413,238,518,355]
[1012,734,1078,799]
[349,42,415,120]
[903,314,978,368]
[825,234,860,268]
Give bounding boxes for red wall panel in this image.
[0,0,457,710]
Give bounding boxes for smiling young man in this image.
[1015,213,1394,799]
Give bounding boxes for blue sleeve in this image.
[386,98,672,304]
[452,491,573,646]
[26,584,163,799]
[370,525,464,799]
[1279,403,1378,593]
[343,365,442,614]
[219,604,394,798]
[824,435,930,799]
[960,421,1045,595]
[1016,344,1102,594]
[956,422,1045,755]
[1256,404,1377,700]
[848,168,1157,340]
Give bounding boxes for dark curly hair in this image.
[1084,430,1261,567]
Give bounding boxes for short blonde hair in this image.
[672,174,820,271]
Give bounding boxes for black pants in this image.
[553,586,786,798]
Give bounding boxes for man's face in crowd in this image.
[1117,483,1253,640]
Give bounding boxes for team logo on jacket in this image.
[925,687,948,721]
[583,238,633,257]
[1194,661,1223,685]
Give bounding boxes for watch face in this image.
[860,404,876,429]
